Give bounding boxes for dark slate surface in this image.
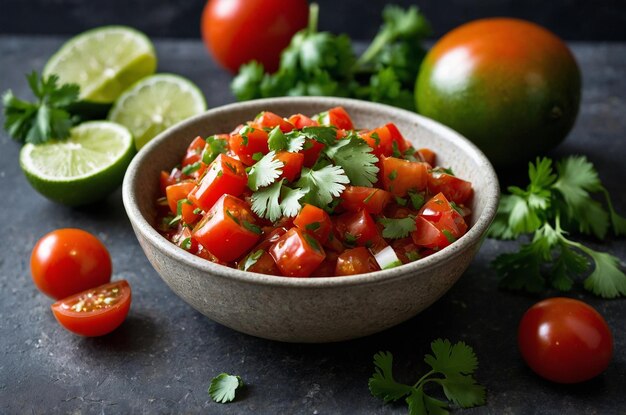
[0,36,625,414]
[2,0,626,41]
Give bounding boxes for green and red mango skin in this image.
[416,18,581,166]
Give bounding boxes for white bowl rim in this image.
[122,96,500,289]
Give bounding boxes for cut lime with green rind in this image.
[108,73,207,150]
[20,121,136,206]
[43,26,157,104]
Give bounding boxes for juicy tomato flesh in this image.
[51,280,131,337]
[154,108,473,277]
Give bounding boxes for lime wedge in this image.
[20,121,135,206]
[43,26,157,104]
[108,74,207,149]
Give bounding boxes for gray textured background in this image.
[1,0,626,40]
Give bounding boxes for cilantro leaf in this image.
[296,164,349,207]
[572,242,626,298]
[208,373,244,404]
[380,216,416,239]
[231,61,265,101]
[601,187,626,236]
[299,125,338,146]
[323,134,379,186]
[280,186,307,217]
[369,340,485,414]
[251,180,283,222]
[202,135,229,165]
[3,71,80,144]
[242,250,264,272]
[247,151,284,191]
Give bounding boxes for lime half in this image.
[43,26,157,104]
[20,121,135,206]
[108,74,207,150]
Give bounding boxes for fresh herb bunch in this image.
[489,156,626,298]
[208,373,244,404]
[248,125,378,221]
[3,71,81,144]
[231,4,431,111]
[369,339,486,414]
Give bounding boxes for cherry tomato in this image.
[341,186,393,215]
[334,209,380,247]
[188,154,247,211]
[416,18,581,166]
[31,229,112,300]
[381,157,429,196]
[294,204,333,243]
[51,280,131,337]
[201,0,308,73]
[518,297,613,384]
[428,171,473,205]
[335,247,379,276]
[166,181,200,225]
[229,127,270,166]
[270,227,326,277]
[192,195,261,262]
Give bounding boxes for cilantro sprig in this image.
[231,4,430,111]
[369,339,486,414]
[3,71,81,144]
[489,156,626,298]
[208,373,244,404]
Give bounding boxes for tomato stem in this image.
[308,3,319,34]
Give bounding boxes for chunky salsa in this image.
[156,107,473,277]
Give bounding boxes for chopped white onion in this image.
[373,246,402,270]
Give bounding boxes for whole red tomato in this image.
[31,228,112,300]
[416,18,581,166]
[201,0,309,73]
[518,297,613,383]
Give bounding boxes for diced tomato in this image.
[256,227,288,251]
[166,181,200,224]
[301,139,325,167]
[288,113,318,129]
[335,247,379,276]
[311,252,339,277]
[275,151,304,182]
[171,226,201,253]
[427,171,473,205]
[411,216,450,250]
[254,111,295,133]
[318,107,354,130]
[390,238,421,264]
[160,168,182,194]
[293,204,332,242]
[269,227,326,277]
[341,186,392,214]
[418,148,436,166]
[239,250,279,275]
[360,123,408,158]
[229,126,269,165]
[192,195,261,262]
[334,209,380,247]
[420,192,468,238]
[182,136,206,167]
[380,156,429,196]
[188,154,247,211]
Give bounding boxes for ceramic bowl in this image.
[122,97,499,343]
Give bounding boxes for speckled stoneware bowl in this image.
[122,97,499,343]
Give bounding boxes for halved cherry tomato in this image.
[518,298,613,384]
[31,229,112,300]
[418,148,436,166]
[275,151,304,182]
[411,216,450,250]
[428,171,473,205]
[51,280,131,337]
[335,247,379,276]
[381,157,429,196]
[192,194,261,262]
[182,136,206,167]
[239,250,279,275]
[341,186,393,214]
[254,111,295,133]
[269,227,326,277]
[188,154,247,211]
[334,209,380,247]
[420,192,468,239]
[317,107,354,130]
[166,181,199,224]
[288,113,318,129]
[293,204,332,243]
[229,127,269,166]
